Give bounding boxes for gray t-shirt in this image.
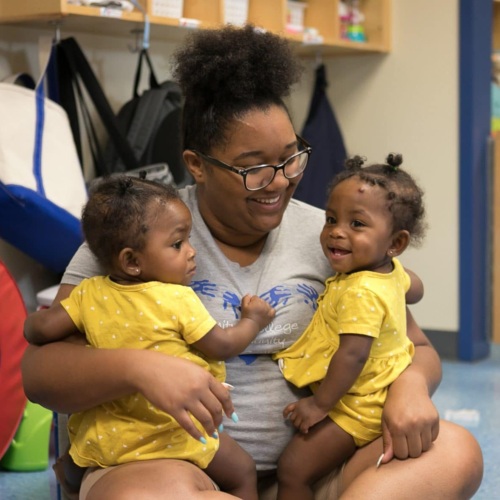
[62,185,331,470]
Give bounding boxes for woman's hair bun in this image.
[172,24,303,108]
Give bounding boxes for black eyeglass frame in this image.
[191,135,312,191]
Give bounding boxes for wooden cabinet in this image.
[0,0,391,55]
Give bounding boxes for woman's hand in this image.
[379,369,440,465]
[23,341,234,442]
[131,351,235,441]
[378,307,441,465]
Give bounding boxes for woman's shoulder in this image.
[62,242,104,286]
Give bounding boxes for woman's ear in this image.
[387,230,410,258]
[183,150,205,183]
[118,248,141,277]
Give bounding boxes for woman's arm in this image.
[379,307,441,464]
[21,285,234,441]
[404,268,424,304]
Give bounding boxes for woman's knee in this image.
[85,460,216,500]
[437,421,483,497]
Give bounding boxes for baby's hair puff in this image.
[329,153,427,247]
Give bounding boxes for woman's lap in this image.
[79,420,482,500]
[80,461,343,500]
[80,459,219,499]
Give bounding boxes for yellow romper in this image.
[274,258,415,446]
[62,276,224,469]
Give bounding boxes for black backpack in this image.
[56,38,188,185]
[103,49,187,186]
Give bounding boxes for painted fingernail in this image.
[212,432,219,439]
[231,412,239,423]
[218,424,224,433]
[199,436,207,444]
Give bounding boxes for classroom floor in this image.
[1,345,499,500]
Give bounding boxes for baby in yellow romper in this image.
[24,175,275,500]
[273,154,427,500]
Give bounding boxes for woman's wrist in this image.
[389,364,430,400]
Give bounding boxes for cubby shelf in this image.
[0,0,391,56]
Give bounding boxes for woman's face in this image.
[187,105,303,244]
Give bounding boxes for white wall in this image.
[1,1,460,329]
[291,0,460,331]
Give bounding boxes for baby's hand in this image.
[240,294,275,330]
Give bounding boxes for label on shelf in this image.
[99,7,123,18]
[179,18,201,28]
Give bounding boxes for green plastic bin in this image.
[0,401,53,471]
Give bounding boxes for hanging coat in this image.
[294,64,347,209]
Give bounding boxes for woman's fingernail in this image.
[212,432,219,439]
[218,424,224,433]
[231,412,239,423]
[199,436,207,444]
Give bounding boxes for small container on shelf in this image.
[224,0,249,26]
[286,1,307,34]
[151,0,184,18]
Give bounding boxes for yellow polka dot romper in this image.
[62,277,223,469]
[273,258,414,446]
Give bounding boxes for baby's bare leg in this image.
[277,419,356,500]
[204,432,258,500]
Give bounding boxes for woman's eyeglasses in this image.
[192,135,312,191]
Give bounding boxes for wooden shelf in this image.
[0,0,392,56]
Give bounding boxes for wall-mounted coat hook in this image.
[128,28,145,53]
[49,20,62,44]
[129,0,150,50]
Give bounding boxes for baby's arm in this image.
[192,294,275,360]
[24,303,81,346]
[285,334,373,434]
[404,268,424,304]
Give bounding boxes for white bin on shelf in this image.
[151,0,184,18]
[225,0,249,26]
[286,1,307,33]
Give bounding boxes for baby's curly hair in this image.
[328,154,427,247]
[172,24,303,152]
[82,175,180,271]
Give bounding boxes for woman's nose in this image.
[267,167,289,189]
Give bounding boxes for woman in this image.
[22,25,483,499]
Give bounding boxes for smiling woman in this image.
[22,24,483,500]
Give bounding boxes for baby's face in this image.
[321,177,395,275]
[137,200,197,286]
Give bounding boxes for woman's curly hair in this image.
[172,24,303,152]
[328,154,427,247]
[82,175,179,271]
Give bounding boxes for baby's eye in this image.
[172,241,182,250]
[325,216,336,224]
[351,220,365,228]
